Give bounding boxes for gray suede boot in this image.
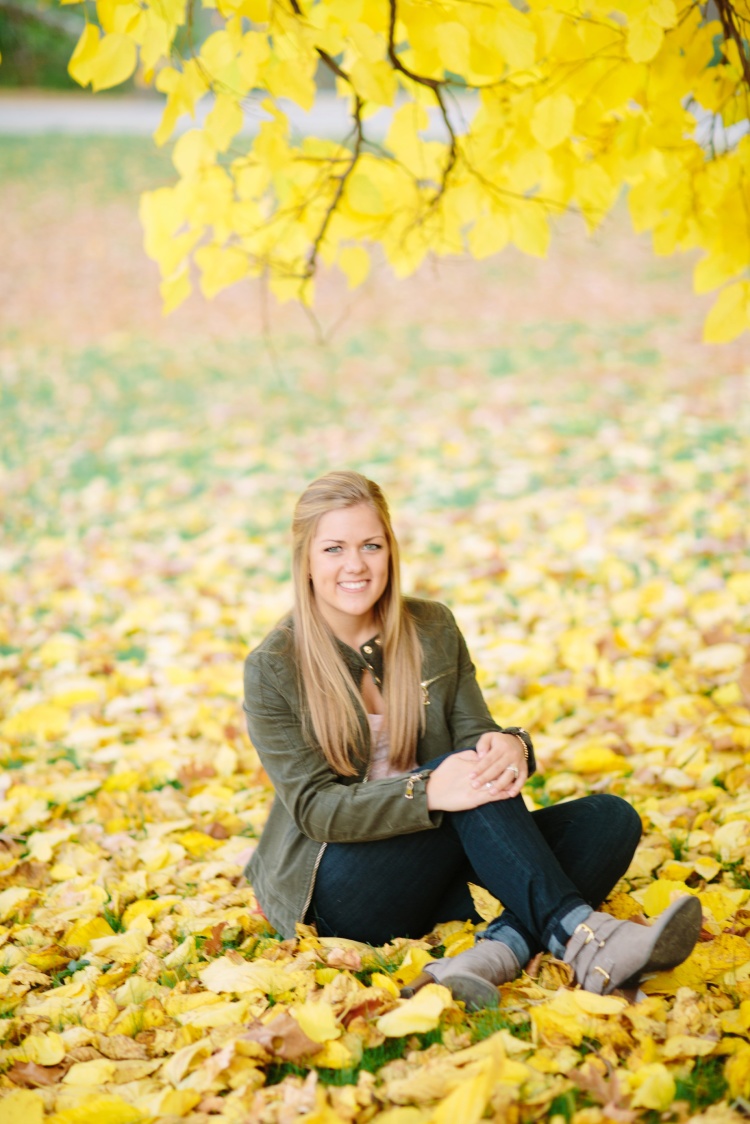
[421,939,521,1011]
[564,895,702,994]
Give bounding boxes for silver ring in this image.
[507,765,519,779]
[484,782,493,789]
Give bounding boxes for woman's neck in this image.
[318,607,379,651]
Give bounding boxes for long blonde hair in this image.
[292,470,424,776]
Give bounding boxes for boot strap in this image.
[572,922,606,949]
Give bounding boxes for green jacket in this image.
[242,598,536,939]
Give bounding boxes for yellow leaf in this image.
[310,1037,355,1068]
[567,990,627,1016]
[530,94,575,150]
[726,1043,750,1098]
[161,1039,213,1085]
[435,21,471,74]
[195,245,248,299]
[650,0,677,29]
[155,1091,202,1117]
[467,212,509,260]
[376,983,452,1037]
[81,991,119,1032]
[338,246,370,288]
[173,129,217,177]
[627,15,664,62]
[630,1062,676,1110]
[199,954,296,994]
[699,888,749,924]
[571,745,626,774]
[161,269,192,314]
[662,1034,717,1059]
[367,1112,426,1124]
[66,916,116,950]
[510,206,549,258]
[102,769,141,793]
[371,971,400,998]
[63,1058,118,1085]
[86,32,138,92]
[205,93,244,152]
[691,642,746,673]
[47,1096,145,1124]
[290,1000,342,1043]
[121,897,178,927]
[430,1058,494,1124]
[0,887,34,921]
[3,703,69,741]
[392,947,435,986]
[704,281,750,343]
[175,829,223,858]
[350,58,397,105]
[468,882,502,922]
[634,881,697,917]
[0,1092,44,1124]
[89,928,148,963]
[67,22,101,86]
[18,1032,66,1066]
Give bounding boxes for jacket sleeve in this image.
[443,608,537,777]
[243,652,441,844]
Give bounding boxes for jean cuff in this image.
[547,903,591,959]
[479,921,530,969]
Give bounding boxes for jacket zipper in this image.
[302,756,372,923]
[301,840,327,921]
[420,670,451,706]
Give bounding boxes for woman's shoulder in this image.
[244,615,296,674]
[404,597,457,630]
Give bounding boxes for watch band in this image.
[500,726,533,762]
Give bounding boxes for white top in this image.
[367,713,412,780]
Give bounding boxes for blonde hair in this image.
[292,470,424,776]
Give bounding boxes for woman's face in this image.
[308,503,390,641]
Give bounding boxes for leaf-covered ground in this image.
[1,135,749,1124]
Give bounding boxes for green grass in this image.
[265,1027,445,1087]
[674,1057,728,1111]
[0,136,172,200]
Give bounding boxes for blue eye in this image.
[324,546,342,553]
[363,543,381,551]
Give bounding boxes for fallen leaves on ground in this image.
[1,137,749,1123]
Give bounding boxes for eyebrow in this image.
[318,535,386,544]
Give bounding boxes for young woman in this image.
[242,471,701,1009]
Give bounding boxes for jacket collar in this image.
[334,634,384,687]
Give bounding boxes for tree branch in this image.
[305,94,364,279]
[387,0,457,206]
[714,0,750,90]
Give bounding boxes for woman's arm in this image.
[243,652,440,844]
[441,606,536,787]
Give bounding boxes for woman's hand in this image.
[425,733,527,812]
[470,731,528,799]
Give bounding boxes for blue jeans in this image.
[309,755,642,966]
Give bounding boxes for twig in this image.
[714,0,750,89]
[304,95,364,279]
[387,0,457,205]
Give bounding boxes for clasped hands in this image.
[425,731,528,812]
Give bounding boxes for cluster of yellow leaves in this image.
[1,304,750,1123]
[55,0,750,338]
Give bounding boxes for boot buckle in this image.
[573,923,606,948]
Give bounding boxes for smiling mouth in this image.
[339,580,368,591]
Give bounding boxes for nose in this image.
[343,549,366,572]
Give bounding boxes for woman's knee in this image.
[587,793,642,850]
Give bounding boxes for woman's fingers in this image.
[470,750,525,790]
[426,752,527,811]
